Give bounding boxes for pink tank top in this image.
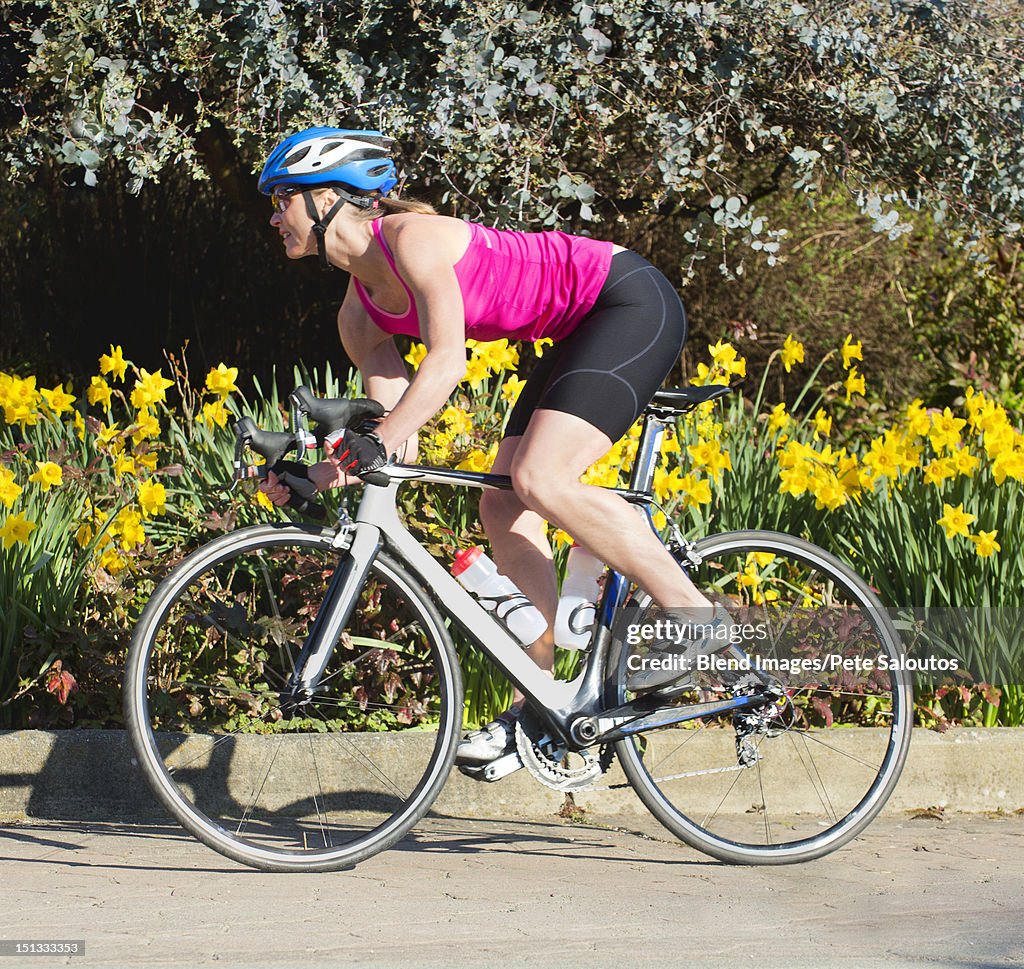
[353,218,614,343]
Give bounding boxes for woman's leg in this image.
[509,408,713,610]
[479,437,557,705]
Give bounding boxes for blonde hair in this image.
[359,196,438,218]
[309,186,437,218]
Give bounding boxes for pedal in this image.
[457,750,524,783]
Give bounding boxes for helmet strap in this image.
[302,187,379,272]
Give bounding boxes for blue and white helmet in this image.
[258,127,398,196]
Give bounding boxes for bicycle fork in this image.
[282,523,382,707]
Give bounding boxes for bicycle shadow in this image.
[0,729,711,870]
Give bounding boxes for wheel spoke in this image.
[615,532,911,863]
[127,532,460,871]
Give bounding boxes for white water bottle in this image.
[554,545,604,651]
[451,547,548,647]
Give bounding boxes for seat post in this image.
[627,409,673,494]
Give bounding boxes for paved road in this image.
[1,810,1022,969]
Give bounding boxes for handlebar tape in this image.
[273,460,326,521]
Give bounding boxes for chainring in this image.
[514,711,612,793]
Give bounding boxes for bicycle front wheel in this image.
[124,523,463,872]
[611,530,912,865]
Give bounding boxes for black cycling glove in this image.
[332,427,389,475]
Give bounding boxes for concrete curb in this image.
[0,727,1021,821]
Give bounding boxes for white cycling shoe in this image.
[455,709,520,765]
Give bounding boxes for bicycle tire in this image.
[124,523,463,872]
[609,529,913,865]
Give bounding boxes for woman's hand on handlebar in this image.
[259,470,292,507]
[257,460,361,507]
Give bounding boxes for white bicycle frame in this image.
[289,406,681,727]
[295,470,585,716]
[279,390,774,745]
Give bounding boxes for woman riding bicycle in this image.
[258,127,728,759]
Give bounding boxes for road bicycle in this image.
[124,384,912,872]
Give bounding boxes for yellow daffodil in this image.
[905,399,931,437]
[814,443,841,467]
[501,376,526,403]
[695,416,721,440]
[863,436,903,480]
[692,361,730,387]
[836,453,866,496]
[205,363,239,398]
[87,375,113,409]
[780,335,805,373]
[982,422,1015,459]
[928,407,966,455]
[28,461,63,492]
[812,409,832,440]
[679,473,712,507]
[439,406,473,437]
[404,343,427,370]
[687,439,732,480]
[0,373,41,427]
[131,410,161,446]
[201,399,229,429]
[968,530,1000,558]
[844,367,866,403]
[114,508,146,550]
[809,469,846,511]
[114,455,136,477]
[0,467,22,509]
[708,340,747,377]
[137,480,167,518]
[991,449,1024,486]
[463,355,490,388]
[0,511,37,549]
[779,464,811,497]
[777,439,818,470]
[923,458,956,487]
[456,449,493,473]
[129,368,174,410]
[533,338,553,358]
[937,502,975,540]
[952,447,979,478]
[40,384,76,416]
[660,432,681,456]
[469,339,519,374]
[99,547,127,574]
[99,345,128,382]
[767,402,789,433]
[549,527,573,548]
[841,334,863,370]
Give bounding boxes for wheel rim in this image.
[615,533,911,859]
[130,532,458,868]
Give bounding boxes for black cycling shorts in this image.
[504,250,688,443]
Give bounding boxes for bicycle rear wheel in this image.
[124,523,462,872]
[610,530,912,864]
